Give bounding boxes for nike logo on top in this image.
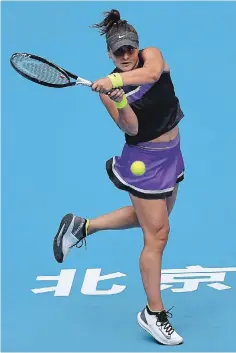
[118,35,126,39]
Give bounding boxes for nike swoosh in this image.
[118,35,125,39]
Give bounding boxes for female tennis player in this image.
[53,9,184,346]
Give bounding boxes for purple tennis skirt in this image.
[106,133,185,199]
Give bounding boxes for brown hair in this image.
[91,9,138,40]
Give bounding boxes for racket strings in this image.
[11,56,70,85]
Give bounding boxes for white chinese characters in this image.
[32,268,127,296]
[31,265,236,296]
[32,269,76,296]
[161,265,236,292]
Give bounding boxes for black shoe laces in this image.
[71,237,87,249]
[156,307,174,335]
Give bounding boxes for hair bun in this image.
[110,9,121,22]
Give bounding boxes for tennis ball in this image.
[130,161,146,176]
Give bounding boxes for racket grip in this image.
[75,78,93,87]
[79,79,119,96]
[88,82,117,96]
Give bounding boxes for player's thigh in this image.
[129,194,169,237]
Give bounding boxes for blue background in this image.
[2,1,236,351]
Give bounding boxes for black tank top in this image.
[112,50,184,145]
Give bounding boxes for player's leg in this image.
[87,184,178,235]
[52,185,179,264]
[130,195,169,311]
[130,193,183,345]
[52,205,140,263]
[87,206,139,235]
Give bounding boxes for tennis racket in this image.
[10,52,95,89]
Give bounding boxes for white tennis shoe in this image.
[137,306,183,345]
[53,213,89,263]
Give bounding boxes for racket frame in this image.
[10,53,93,88]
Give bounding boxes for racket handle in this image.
[76,76,119,97]
[75,80,93,87]
[81,81,115,95]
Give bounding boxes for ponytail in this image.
[91,9,137,38]
[91,9,121,36]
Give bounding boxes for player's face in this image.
[109,46,139,72]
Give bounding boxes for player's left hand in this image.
[91,77,113,93]
[108,88,125,102]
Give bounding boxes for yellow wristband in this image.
[115,95,128,109]
[107,73,123,88]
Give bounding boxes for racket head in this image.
[10,53,77,88]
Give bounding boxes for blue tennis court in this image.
[2,1,236,351]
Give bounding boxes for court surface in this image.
[2,1,236,352]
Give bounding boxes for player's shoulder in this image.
[140,46,163,57]
[141,47,169,72]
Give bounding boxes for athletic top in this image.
[112,50,184,145]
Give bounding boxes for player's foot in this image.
[53,213,89,263]
[137,306,183,345]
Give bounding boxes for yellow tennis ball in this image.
[130,161,146,176]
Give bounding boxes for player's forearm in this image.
[117,105,138,136]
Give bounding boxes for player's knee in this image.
[144,223,170,252]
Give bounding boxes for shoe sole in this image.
[137,312,183,346]
[53,213,74,263]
